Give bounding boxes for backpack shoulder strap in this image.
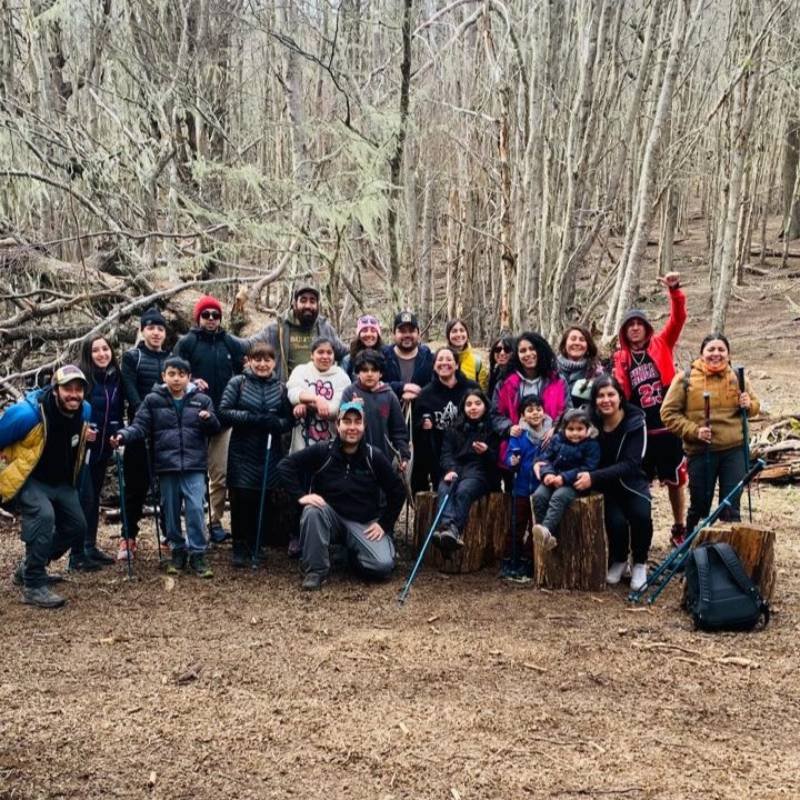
[693,545,711,604]
[474,353,482,377]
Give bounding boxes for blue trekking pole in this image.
[735,366,753,522]
[398,479,457,606]
[114,448,134,580]
[252,433,273,570]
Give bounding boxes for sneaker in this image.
[287,537,302,559]
[231,548,248,569]
[532,524,557,551]
[630,563,648,592]
[670,523,687,548]
[85,546,115,565]
[606,561,628,585]
[209,524,229,544]
[117,539,136,561]
[301,572,327,591]
[189,553,213,579]
[12,561,64,587]
[23,585,66,608]
[499,558,515,579]
[68,552,103,573]
[165,549,188,575]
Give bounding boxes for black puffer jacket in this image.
[219,371,293,490]
[440,418,499,482]
[117,384,221,473]
[174,327,245,410]
[121,343,170,418]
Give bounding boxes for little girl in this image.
[433,390,499,552]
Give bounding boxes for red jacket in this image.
[612,287,686,400]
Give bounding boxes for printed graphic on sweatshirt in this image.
[434,401,459,430]
[305,378,336,442]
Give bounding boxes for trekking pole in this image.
[252,433,273,570]
[114,448,134,580]
[703,392,712,517]
[628,459,765,606]
[398,479,457,606]
[735,366,753,522]
[403,400,414,546]
[144,438,164,566]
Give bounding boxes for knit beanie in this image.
[356,315,381,336]
[193,295,223,322]
[140,306,167,329]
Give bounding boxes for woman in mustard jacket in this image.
[660,333,759,532]
[445,319,489,392]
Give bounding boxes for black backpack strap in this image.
[694,545,711,605]
[710,543,770,626]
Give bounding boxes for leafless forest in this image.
[1,0,799,387]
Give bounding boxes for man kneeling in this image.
[278,401,405,591]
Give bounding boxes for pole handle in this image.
[735,365,746,393]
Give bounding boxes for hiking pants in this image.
[79,448,111,549]
[122,438,150,539]
[300,504,395,580]
[18,478,86,588]
[532,484,579,536]
[207,428,231,527]
[686,446,746,533]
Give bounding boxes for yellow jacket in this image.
[455,346,489,393]
[660,360,760,456]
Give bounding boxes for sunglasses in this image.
[200,310,221,320]
[493,344,512,354]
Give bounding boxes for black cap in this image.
[393,310,419,330]
[140,306,167,329]
[293,285,320,301]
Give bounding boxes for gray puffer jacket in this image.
[219,371,293,490]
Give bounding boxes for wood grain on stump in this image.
[692,523,776,601]
[413,491,510,573]
[534,493,606,591]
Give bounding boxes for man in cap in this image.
[0,365,99,608]
[382,310,434,402]
[277,400,406,591]
[246,285,347,381]
[613,271,688,544]
[174,295,246,542]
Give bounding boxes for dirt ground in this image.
[1,238,800,799]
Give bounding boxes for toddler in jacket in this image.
[532,408,600,551]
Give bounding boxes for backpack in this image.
[684,542,770,631]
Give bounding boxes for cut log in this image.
[691,523,776,601]
[757,461,800,483]
[534,493,607,591]
[412,491,510,573]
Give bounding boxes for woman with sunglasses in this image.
[488,335,514,403]
[341,314,384,379]
[445,319,489,392]
[557,324,606,408]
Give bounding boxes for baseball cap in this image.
[52,365,88,388]
[338,400,365,419]
[393,310,419,330]
[293,285,320,301]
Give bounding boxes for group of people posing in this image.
[0,273,759,607]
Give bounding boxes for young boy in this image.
[111,356,221,577]
[531,407,600,551]
[340,349,410,466]
[502,394,552,579]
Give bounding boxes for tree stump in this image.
[690,523,776,601]
[413,491,510,573]
[534,493,606,591]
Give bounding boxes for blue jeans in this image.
[159,471,207,553]
[436,477,489,533]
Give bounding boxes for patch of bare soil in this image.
[1,243,799,799]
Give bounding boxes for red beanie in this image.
[193,295,222,322]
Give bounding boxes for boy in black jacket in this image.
[277,401,406,591]
[112,357,221,577]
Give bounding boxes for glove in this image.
[259,413,283,433]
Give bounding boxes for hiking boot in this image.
[251,547,267,569]
[301,572,327,591]
[68,552,103,573]
[287,536,302,559]
[606,561,628,585]
[12,561,64,587]
[670,523,687,548]
[165,549,188,575]
[85,546,115,565]
[431,528,445,550]
[209,524,229,544]
[117,538,136,561]
[231,548,248,569]
[23,585,66,609]
[189,553,213,579]
[533,524,558,551]
[500,558,515,579]
[630,563,648,592]
[438,525,463,553]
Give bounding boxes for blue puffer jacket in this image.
[502,419,552,497]
[538,433,601,485]
[117,384,221,473]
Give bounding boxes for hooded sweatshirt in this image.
[341,380,410,461]
[589,406,650,500]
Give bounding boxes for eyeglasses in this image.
[200,310,221,320]
[493,345,512,354]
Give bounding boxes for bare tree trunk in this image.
[782,117,800,240]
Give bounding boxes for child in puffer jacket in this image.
[532,408,600,551]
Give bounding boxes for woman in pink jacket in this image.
[492,332,568,472]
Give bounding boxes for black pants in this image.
[686,446,746,532]
[604,488,653,565]
[122,439,152,540]
[229,487,279,555]
[79,449,111,549]
[506,495,532,559]
[18,478,86,588]
[436,477,489,533]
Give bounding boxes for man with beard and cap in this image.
[0,366,99,608]
[382,311,434,403]
[612,271,688,545]
[174,295,246,542]
[246,285,347,381]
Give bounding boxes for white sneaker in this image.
[630,563,648,592]
[533,524,557,550]
[606,561,627,585]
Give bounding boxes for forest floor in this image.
[1,234,799,799]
